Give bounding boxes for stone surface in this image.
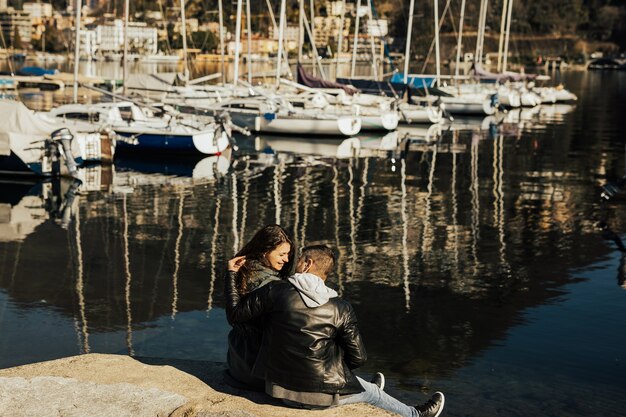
[0,354,396,417]
[0,376,187,417]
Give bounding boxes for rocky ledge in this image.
[0,354,395,417]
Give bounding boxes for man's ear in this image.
[304,259,313,273]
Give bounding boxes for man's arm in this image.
[336,303,367,369]
[224,270,273,325]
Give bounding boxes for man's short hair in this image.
[301,245,336,277]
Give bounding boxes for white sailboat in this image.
[207,95,362,137]
[45,102,230,156]
[0,100,110,177]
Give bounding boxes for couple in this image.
[224,224,445,417]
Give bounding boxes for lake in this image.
[1,70,625,416]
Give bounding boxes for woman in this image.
[224,224,295,390]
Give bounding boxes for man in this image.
[225,245,445,417]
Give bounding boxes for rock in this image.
[0,354,395,417]
[0,376,187,417]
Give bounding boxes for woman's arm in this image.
[224,261,274,325]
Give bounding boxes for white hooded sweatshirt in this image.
[287,272,338,308]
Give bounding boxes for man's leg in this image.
[338,376,418,417]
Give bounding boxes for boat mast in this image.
[73,0,82,102]
[497,0,508,72]
[403,0,415,83]
[180,0,190,84]
[218,0,225,84]
[334,0,347,78]
[350,0,362,78]
[475,0,488,65]
[298,0,304,63]
[434,0,441,86]
[301,12,326,78]
[502,0,514,72]
[246,0,252,83]
[265,0,292,80]
[366,0,379,80]
[275,0,286,87]
[233,0,243,86]
[310,0,316,75]
[454,0,466,78]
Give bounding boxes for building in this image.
[268,24,299,43]
[367,19,388,37]
[23,2,53,19]
[227,37,279,56]
[96,19,157,55]
[173,18,199,34]
[329,1,355,16]
[199,21,221,35]
[0,8,32,47]
[80,29,98,57]
[313,16,351,50]
[0,0,7,11]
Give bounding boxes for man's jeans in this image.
[338,376,418,417]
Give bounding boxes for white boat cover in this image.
[0,133,9,156]
[0,99,64,136]
[0,100,83,167]
[125,73,177,92]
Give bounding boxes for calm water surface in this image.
[1,71,625,416]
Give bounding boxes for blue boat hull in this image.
[114,131,225,155]
[114,131,200,153]
[0,153,45,176]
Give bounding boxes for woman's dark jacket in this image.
[225,268,279,390]
[225,272,367,395]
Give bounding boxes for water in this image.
[1,71,626,416]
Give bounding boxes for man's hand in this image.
[228,256,247,272]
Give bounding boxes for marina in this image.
[1,70,625,416]
[1,0,625,415]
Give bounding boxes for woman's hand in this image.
[228,255,247,272]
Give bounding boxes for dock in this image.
[0,75,65,90]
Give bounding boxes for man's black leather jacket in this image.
[225,271,366,395]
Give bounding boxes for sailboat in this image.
[0,100,111,177]
[45,101,231,155]
[396,0,500,117]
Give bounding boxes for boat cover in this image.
[17,67,58,76]
[125,73,178,92]
[471,63,537,83]
[390,73,436,89]
[335,77,408,98]
[0,133,9,156]
[0,100,64,136]
[0,100,71,167]
[297,64,358,95]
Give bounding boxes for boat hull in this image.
[399,104,443,124]
[437,97,497,115]
[359,112,399,131]
[253,115,361,136]
[114,129,229,155]
[0,152,44,176]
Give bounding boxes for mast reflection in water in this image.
[1,72,625,417]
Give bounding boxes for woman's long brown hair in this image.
[235,224,295,294]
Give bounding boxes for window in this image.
[61,112,100,122]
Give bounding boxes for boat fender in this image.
[264,112,276,121]
[490,93,499,108]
